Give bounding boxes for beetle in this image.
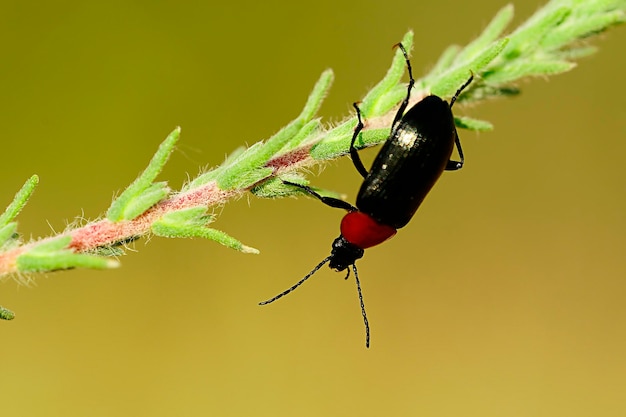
[260,43,473,347]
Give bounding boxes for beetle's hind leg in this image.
[283,181,357,212]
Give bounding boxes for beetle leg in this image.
[283,180,358,212]
[449,72,474,109]
[445,130,465,171]
[391,43,415,129]
[349,103,370,179]
[349,42,416,180]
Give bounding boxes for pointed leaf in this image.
[0,175,39,227]
[0,305,15,320]
[107,127,179,221]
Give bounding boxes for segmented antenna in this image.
[259,257,330,305]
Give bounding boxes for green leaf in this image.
[426,45,462,82]
[28,235,72,252]
[184,146,247,190]
[0,305,15,320]
[454,116,494,131]
[541,10,625,50]
[152,207,259,254]
[250,173,309,198]
[154,206,214,228]
[375,85,413,117]
[279,118,323,153]
[484,59,576,84]
[117,181,170,221]
[453,4,515,64]
[431,38,509,97]
[0,223,18,248]
[0,175,39,226]
[16,236,119,273]
[216,70,334,190]
[503,6,570,59]
[107,127,180,221]
[226,167,274,190]
[360,31,414,117]
[311,127,390,161]
[299,69,334,121]
[552,46,599,60]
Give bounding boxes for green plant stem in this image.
[1,0,624,318]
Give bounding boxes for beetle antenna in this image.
[450,71,474,108]
[352,263,371,348]
[259,257,331,305]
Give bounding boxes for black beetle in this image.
[261,43,473,347]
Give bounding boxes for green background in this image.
[1,1,625,416]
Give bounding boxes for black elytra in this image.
[260,43,473,348]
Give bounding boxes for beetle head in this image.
[329,235,364,271]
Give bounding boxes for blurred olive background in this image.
[1,1,625,416]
